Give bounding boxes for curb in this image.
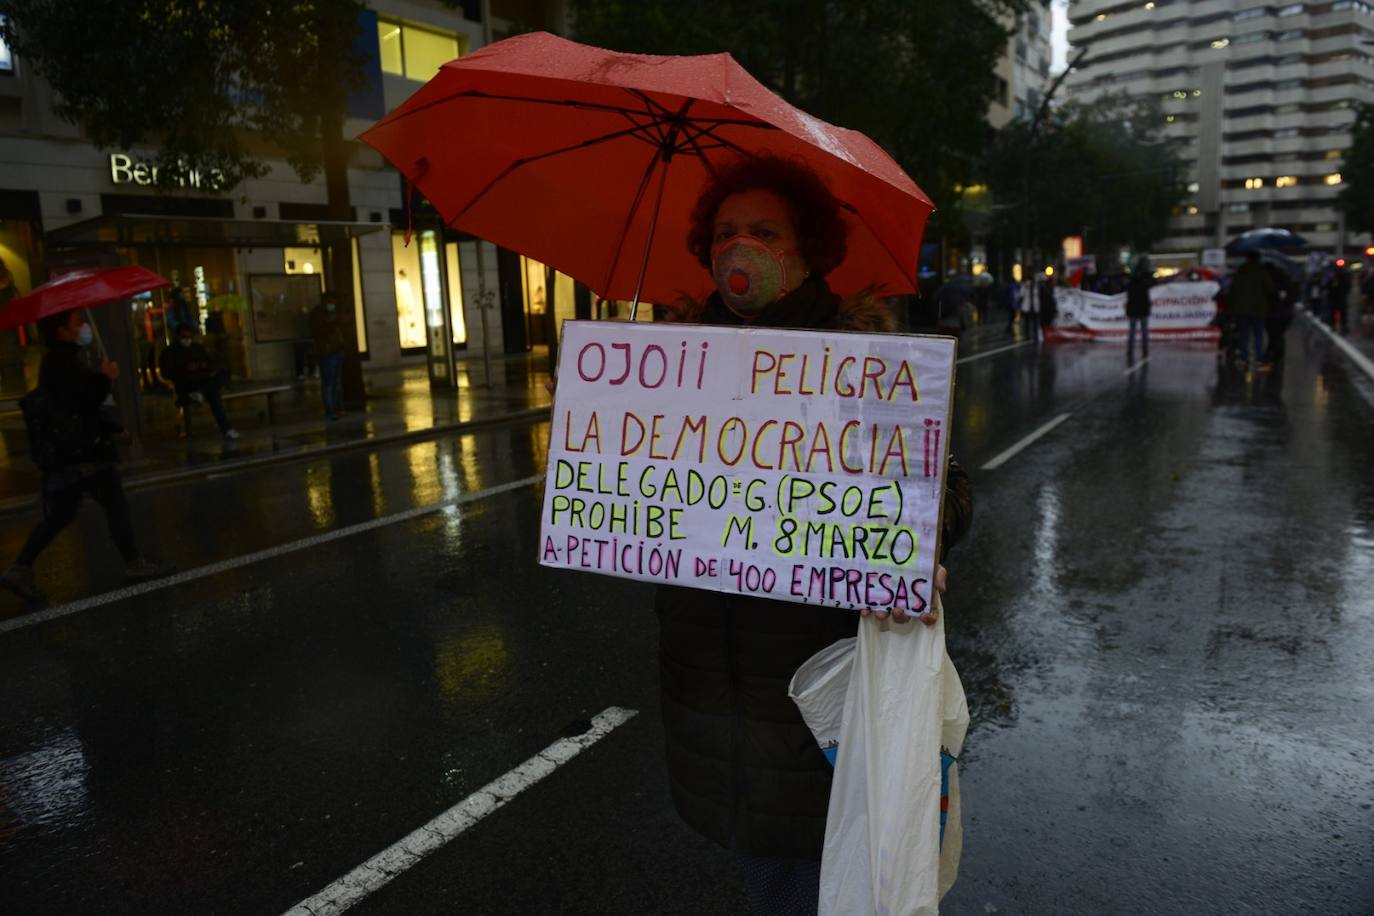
[0,405,552,518]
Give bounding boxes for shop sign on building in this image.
[539,321,957,616]
[109,153,226,191]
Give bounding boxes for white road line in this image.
[1123,355,1152,376]
[281,707,639,916]
[1302,310,1374,381]
[957,341,1033,364]
[981,413,1073,471]
[0,474,545,636]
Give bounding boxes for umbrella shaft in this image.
[629,156,673,322]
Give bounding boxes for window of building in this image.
[1325,173,1343,185]
[1235,30,1269,43]
[1232,7,1266,21]
[1244,177,1264,189]
[0,16,13,73]
[1229,202,1251,212]
[377,18,465,81]
[1275,175,1298,187]
[1275,127,1300,138]
[1278,3,1304,14]
[996,76,1009,106]
[1276,28,1303,38]
[1211,37,1231,48]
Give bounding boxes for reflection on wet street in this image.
[0,322,1371,914]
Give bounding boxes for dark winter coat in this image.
[1126,268,1153,318]
[29,341,119,468]
[656,278,974,860]
[1228,260,1275,320]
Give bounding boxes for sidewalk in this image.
[0,350,555,506]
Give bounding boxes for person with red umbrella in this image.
[1,304,173,607]
[653,155,974,913]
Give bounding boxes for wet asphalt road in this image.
[1,319,1372,915]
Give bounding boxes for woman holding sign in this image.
[656,155,973,915]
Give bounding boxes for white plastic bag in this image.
[790,595,968,916]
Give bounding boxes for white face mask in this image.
[75,323,94,347]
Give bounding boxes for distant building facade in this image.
[0,0,573,398]
[989,0,1057,128]
[1067,0,1373,261]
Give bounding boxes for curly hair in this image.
[686,154,847,278]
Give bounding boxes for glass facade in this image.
[392,230,427,350]
[0,217,41,396]
[445,242,466,346]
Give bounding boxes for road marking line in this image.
[281,707,638,916]
[957,341,1032,364]
[0,474,545,636]
[981,413,1072,471]
[1123,355,1152,376]
[1302,309,1374,381]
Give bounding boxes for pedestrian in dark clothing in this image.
[660,155,974,914]
[1263,262,1296,366]
[310,292,346,420]
[165,287,197,334]
[1039,276,1058,334]
[1126,257,1153,359]
[1022,271,1041,343]
[1002,279,1021,335]
[1327,262,1351,333]
[160,324,238,438]
[1229,250,1275,368]
[1,310,173,606]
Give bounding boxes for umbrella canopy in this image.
[0,265,171,332]
[1224,227,1307,255]
[360,32,934,308]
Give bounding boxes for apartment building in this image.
[1066,0,1373,263]
[0,1,572,398]
[990,0,1058,128]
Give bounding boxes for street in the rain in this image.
[0,315,1371,915]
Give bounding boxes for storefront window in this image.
[0,16,13,73]
[352,238,368,355]
[377,18,463,81]
[445,242,467,346]
[420,231,446,366]
[0,217,40,396]
[284,246,325,282]
[392,231,427,350]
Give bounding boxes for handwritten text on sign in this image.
[538,321,956,613]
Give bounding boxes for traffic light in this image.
[1336,258,1346,267]
[1365,245,1374,257]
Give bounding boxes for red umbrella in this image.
[361,32,933,314]
[0,265,171,332]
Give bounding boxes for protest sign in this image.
[539,321,957,615]
[1048,280,1220,342]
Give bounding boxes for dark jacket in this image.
[1229,260,1275,320]
[656,278,974,859]
[159,340,216,390]
[28,342,118,468]
[1126,268,1153,318]
[310,304,346,355]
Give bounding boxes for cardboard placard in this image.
[539,320,957,615]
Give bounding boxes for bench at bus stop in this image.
[179,383,293,436]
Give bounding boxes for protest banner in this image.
[1047,280,1220,342]
[539,321,957,615]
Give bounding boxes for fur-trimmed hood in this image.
[661,281,898,333]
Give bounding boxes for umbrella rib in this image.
[374,89,684,127]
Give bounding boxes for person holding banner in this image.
[658,155,974,914]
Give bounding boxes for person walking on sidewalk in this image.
[310,292,346,421]
[1229,250,1275,369]
[1126,257,1153,360]
[1,310,173,607]
[159,324,239,439]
